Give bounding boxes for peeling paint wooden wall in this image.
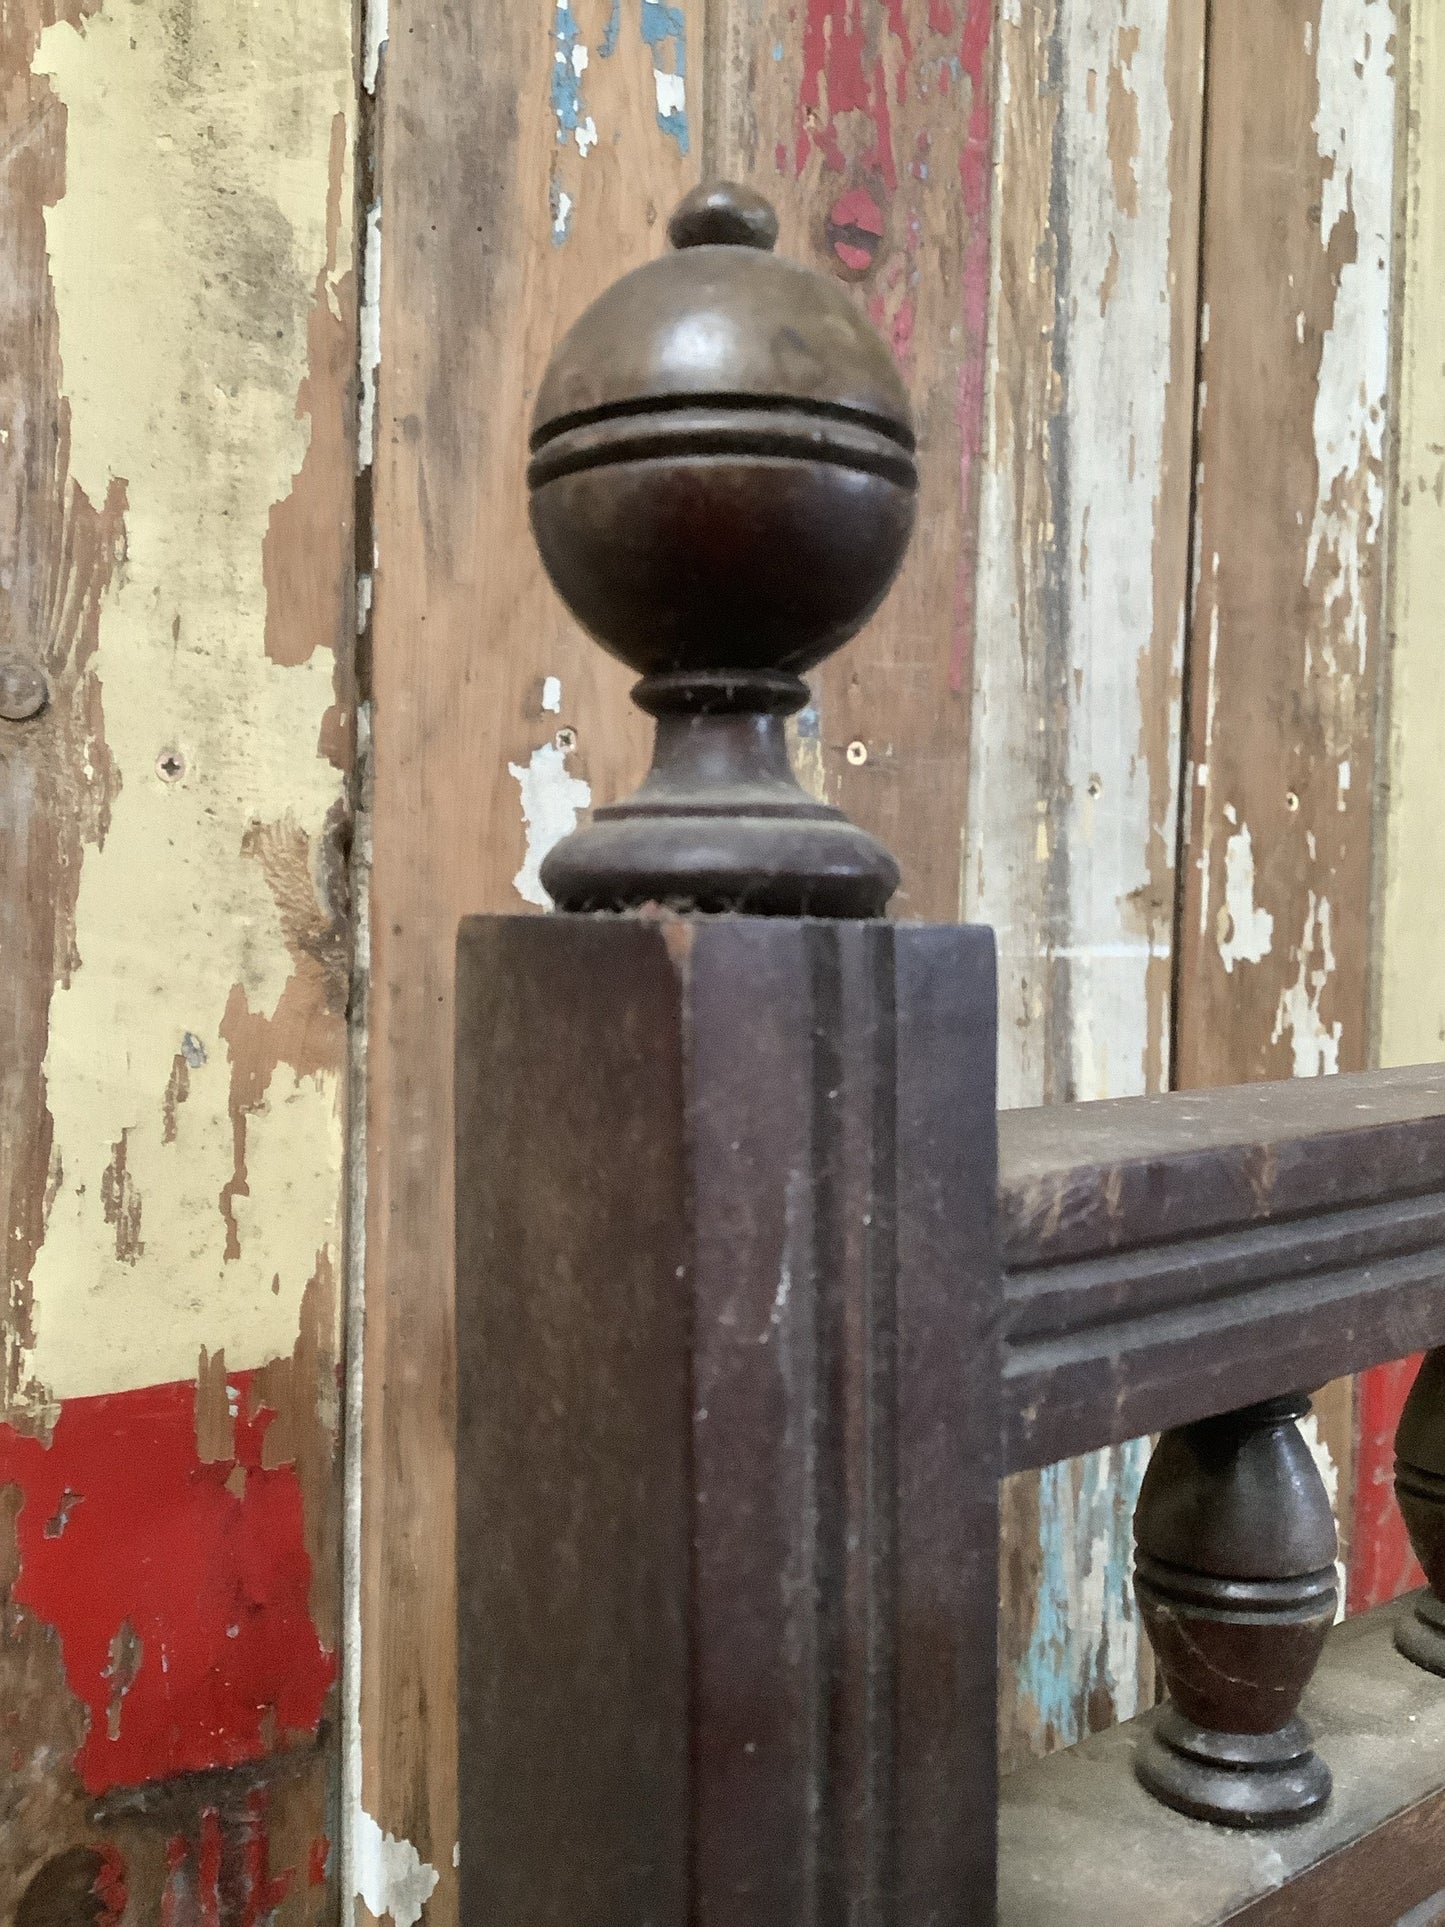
[1,0,1426,1916]
[1177,0,1401,1617]
[1354,0,1445,1617]
[360,0,1423,1908]
[0,0,356,1913]
[969,0,1205,1766]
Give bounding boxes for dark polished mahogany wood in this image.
[1000,1601,1445,1926]
[526,181,915,917]
[999,1066,1445,1471]
[1395,1348,1445,1675]
[455,914,999,1926]
[1133,1396,1337,1826]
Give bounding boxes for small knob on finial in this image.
[667,181,779,252]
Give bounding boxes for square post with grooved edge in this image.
[455,909,999,1924]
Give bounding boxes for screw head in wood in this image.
[0,653,49,723]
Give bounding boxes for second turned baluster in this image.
[1394,1348,1445,1674]
[1133,1394,1338,1827]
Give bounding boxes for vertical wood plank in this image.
[1355,0,1445,1610]
[708,0,995,924]
[0,0,355,1910]
[1177,0,1400,1590]
[364,4,698,1915]
[968,0,1205,1765]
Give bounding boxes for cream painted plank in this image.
[18,1,354,1408]
[968,0,1205,1765]
[1379,0,1445,1066]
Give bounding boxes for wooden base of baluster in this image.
[1396,1582,1445,1676]
[1395,1348,1445,1676]
[1133,1394,1338,1829]
[1135,1707,1331,1828]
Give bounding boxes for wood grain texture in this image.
[1000,1598,1445,1927]
[999,1067,1445,1467]
[363,3,697,1915]
[456,915,1000,1925]
[707,0,995,924]
[1359,0,1445,1610]
[967,0,1206,1767]
[0,0,354,1912]
[1177,0,1400,1622]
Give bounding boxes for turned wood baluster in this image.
[1133,1394,1338,1827]
[1394,1348,1445,1673]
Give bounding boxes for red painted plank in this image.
[0,1375,334,1794]
[1350,1355,1426,1615]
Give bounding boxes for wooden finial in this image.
[526,183,916,916]
[1133,1395,1337,1827]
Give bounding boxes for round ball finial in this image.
[667,180,779,251]
[527,184,917,917]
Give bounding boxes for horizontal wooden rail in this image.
[1000,1065,1445,1472]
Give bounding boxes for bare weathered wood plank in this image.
[1180,0,1396,1091]
[707,0,995,923]
[1000,1598,1445,1927]
[1176,0,1401,1588]
[967,0,1206,1766]
[363,3,698,1913]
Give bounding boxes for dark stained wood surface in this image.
[1000,1066,1445,1468]
[455,912,1000,1925]
[1000,1598,1445,1927]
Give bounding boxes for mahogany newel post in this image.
[455,183,1002,1926]
[1133,1395,1338,1827]
[1393,1347,1445,1674]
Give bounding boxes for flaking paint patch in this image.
[549,0,691,243]
[355,1811,440,1927]
[364,0,389,93]
[1216,821,1274,971]
[640,0,689,152]
[359,202,383,473]
[1017,1440,1147,1748]
[26,0,352,1404]
[551,0,598,159]
[1299,1410,1347,1622]
[0,1366,336,1795]
[508,734,591,908]
[1271,891,1342,1076]
[1305,0,1394,679]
